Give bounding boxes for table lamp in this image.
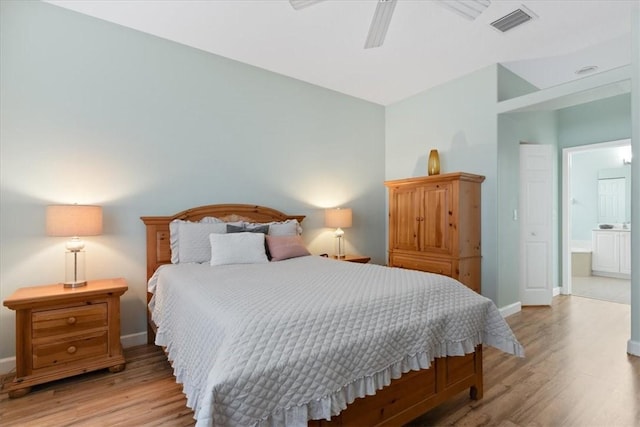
[46,204,103,287]
[325,207,352,258]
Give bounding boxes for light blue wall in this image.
[497,64,539,102]
[496,115,522,307]
[0,1,385,359]
[558,95,631,148]
[385,65,499,302]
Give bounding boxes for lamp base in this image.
[334,235,346,259]
[63,280,87,288]
[64,250,86,288]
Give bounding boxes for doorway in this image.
[562,138,632,303]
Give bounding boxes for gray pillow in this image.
[226,224,269,234]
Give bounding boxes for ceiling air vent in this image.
[491,8,534,32]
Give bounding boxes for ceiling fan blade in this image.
[364,0,398,49]
[289,0,325,10]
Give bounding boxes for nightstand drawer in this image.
[390,254,452,276]
[33,331,108,370]
[32,303,107,339]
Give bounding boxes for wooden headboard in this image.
[140,203,305,280]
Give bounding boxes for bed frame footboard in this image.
[309,346,483,426]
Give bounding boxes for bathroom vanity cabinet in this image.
[592,229,631,278]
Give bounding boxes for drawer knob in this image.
[67,317,77,325]
[67,346,77,354]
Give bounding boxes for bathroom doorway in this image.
[562,139,632,304]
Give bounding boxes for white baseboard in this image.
[553,286,561,296]
[0,356,15,376]
[121,332,147,349]
[628,339,640,357]
[1,332,148,375]
[499,301,522,318]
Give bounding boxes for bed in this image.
[142,204,523,427]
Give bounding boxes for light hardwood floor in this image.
[1,295,638,426]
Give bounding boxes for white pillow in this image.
[243,219,302,236]
[269,219,301,236]
[169,220,227,264]
[209,232,269,266]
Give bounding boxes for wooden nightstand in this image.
[2,278,128,398]
[331,254,371,263]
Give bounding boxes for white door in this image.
[520,144,553,306]
[598,178,625,224]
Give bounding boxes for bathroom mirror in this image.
[597,166,631,224]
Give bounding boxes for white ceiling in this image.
[47,0,637,106]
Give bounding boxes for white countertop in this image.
[593,227,631,232]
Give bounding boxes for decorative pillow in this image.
[241,219,301,236]
[169,220,227,264]
[227,224,270,234]
[266,235,310,261]
[209,232,268,266]
[199,216,244,228]
[267,219,302,236]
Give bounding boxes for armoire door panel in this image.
[391,187,421,251]
[421,184,452,255]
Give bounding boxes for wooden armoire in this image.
[385,172,485,293]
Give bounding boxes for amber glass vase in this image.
[428,149,440,175]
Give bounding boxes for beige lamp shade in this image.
[325,208,353,228]
[46,205,103,237]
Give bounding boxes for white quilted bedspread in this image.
[148,256,524,427]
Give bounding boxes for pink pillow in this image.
[266,235,310,261]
